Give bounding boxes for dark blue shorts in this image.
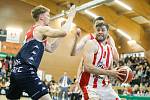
[6,65,49,100]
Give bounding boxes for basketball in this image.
[117,66,134,83]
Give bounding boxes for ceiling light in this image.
[84,10,98,18]
[114,0,132,11]
[127,40,145,51]
[127,40,136,44]
[131,16,150,24]
[116,29,132,40]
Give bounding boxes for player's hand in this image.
[108,69,126,81]
[67,5,76,19]
[61,20,66,27]
[74,79,80,88]
[75,28,81,38]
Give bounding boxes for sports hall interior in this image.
[0,0,150,100]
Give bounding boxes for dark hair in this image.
[96,23,109,30]
[31,5,50,21]
[93,16,104,23]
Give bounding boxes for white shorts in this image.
[81,84,120,100]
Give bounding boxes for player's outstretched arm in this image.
[107,35,119,62]
[35,5,76,38]
[71,31,90,56]
[45,38,61,53]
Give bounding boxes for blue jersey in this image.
[7,25,49,100]
[13,25,47,70]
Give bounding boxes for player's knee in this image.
[39,93,52,100]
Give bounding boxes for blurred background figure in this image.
[59,72,72,100]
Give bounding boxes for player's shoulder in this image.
[34,25,50,35]
[86,39,98,47]
[85,39,98,53]
[34,25,50,31]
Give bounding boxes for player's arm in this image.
[83,40,109,75]
[34,26,66,38]
[83,41,124,78]
[71,34,90,56]
[35,5,76,38]
[45,38,62,53]
[76,58,84,83]
[108,36,119,62]
[34,14,74,38]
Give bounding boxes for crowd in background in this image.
[0,56,13,87]
[0,56,13,95]
[0,55,150,99]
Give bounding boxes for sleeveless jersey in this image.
[79,34,113,88]
[13,25,47,70]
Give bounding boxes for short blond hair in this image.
[31,5,50,21]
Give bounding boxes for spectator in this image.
[59,72,72,100]
[70,81,81,100]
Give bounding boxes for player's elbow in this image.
[70,48,78,56]
[45,49,53,53]
[50,47,58,52]
[60,29,67,37]
[50,49,56,53]
[45,47,56,53]
[46,50,53,53]
[70,54,75,56]
[84,65,94,73]
[60,31,67,37]
[62,32,67,37]
[70,52,76,56]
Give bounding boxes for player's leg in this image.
[99,84,120,100]
[24,76,52,100]
[80,86,90,100]
[80,85,100,100]
[39,93,52,100]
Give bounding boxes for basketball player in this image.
[6,5,76,100]
[71,16,119,62]
[71,22,125,100]
[71,17,120,97]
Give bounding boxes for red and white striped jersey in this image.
[79,34,113,89]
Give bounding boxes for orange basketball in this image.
[117,66,134,83]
